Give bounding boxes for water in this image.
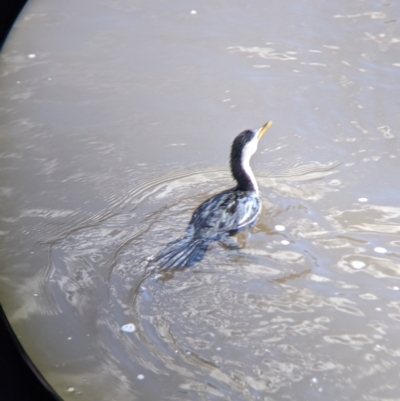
[1,0,400,399]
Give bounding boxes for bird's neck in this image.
[230,148,258,193]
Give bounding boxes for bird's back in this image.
[154,188,260,270]
[188,187,261,239]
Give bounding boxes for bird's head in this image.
[231,121,273,161]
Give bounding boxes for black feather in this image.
[153,126,265,270]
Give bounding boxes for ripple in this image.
[324,334,373,348]
[333,12,386,19]
[13,158,400,399]
[227,45,297,61]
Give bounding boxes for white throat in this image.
[241,140,258,194]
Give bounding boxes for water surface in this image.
[1,0,400,399]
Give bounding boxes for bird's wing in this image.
[189,190,260,235]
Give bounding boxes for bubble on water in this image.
[27,54,36,59]
[281,240,290,245]
[374,247,387,254]
[358,197,368,202]
[137,374,144,380]
[67,387,75,393]
[67,337,72,340]
[121,323,136,333]
[33,293,38,297]
[311,377,318,384]
[350,260,366,269]
[275,225,286,232]
[216,347,221,351]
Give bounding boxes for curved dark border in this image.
[0,0,29,50]
[0,2,62,399]
[0,305,62,401]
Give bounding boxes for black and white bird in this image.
[154,121,273,269]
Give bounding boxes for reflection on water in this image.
[1,0,400,400]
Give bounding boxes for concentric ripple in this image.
[24,160,390,399]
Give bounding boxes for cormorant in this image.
[154,121,273,269]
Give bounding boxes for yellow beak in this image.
[257,121,273,140]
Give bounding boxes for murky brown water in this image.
[1,0,400,399]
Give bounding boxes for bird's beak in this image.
[257,121,273,140]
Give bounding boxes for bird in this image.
[153,121,273,269]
